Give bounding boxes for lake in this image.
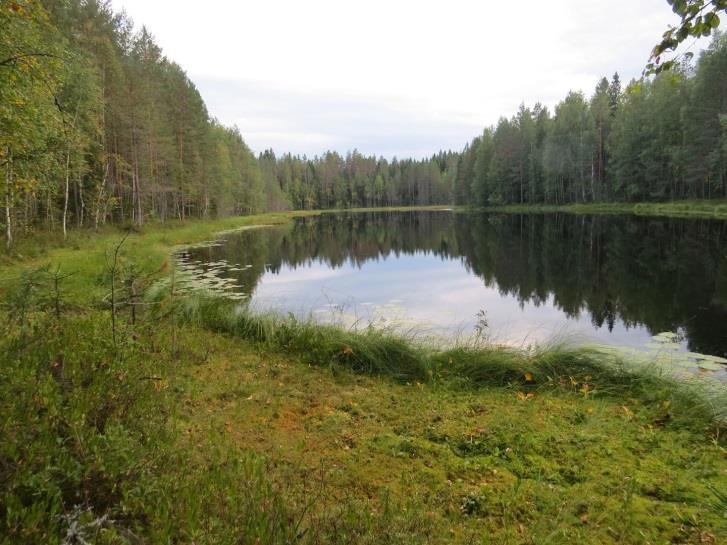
[178,210,727,358]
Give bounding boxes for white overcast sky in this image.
[110,0,707,158]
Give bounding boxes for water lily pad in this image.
[653,332,679,342]
[686,352,727,364]
[646,341,682,351]
[662,343,683,351]
[696,361,725,371]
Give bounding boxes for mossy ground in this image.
[2,207,727,544]
[175,326,726,544]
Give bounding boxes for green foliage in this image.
[0,311,168,542]
[1,0,269,249]
[259,149,457,211]
[648,0,727,74]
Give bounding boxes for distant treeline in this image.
[258,150,459,211]
[250,33,727,210]
[2,1,727,247]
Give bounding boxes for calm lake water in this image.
[180,210,727,357]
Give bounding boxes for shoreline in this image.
[5,199,727,264]
[474,199,727,219]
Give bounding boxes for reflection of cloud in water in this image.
[259,267,350,286]
[248,252,656,348]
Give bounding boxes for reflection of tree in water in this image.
[187,211,727,357]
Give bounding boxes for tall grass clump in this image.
[142,448,297,545]
[431,344,640,391]
[434,343,726,426]
[182,296,430,382]
[0,311,169,543]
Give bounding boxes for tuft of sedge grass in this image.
[180,297,430,383]
[183,296,727,428]
[439,343,726,425]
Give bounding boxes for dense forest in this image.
[460,42,727,206]
[2,0,727,248]
[2,0,265,247]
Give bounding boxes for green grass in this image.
[1,208,727,544]
[479,199,727,219]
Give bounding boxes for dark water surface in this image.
[181,210,727,357]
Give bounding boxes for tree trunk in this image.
[94,160,109,231]
[62,148,71,239]
[5,147,13,249]
[46,190,53,230]
[77,176,85,227]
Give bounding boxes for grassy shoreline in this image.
[6,198,727,265]
[181,297,726,421]
[2,207,727,544]
[478,199,727,219]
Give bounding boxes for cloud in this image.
[112,0,709,157]
[196,77,482,157]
